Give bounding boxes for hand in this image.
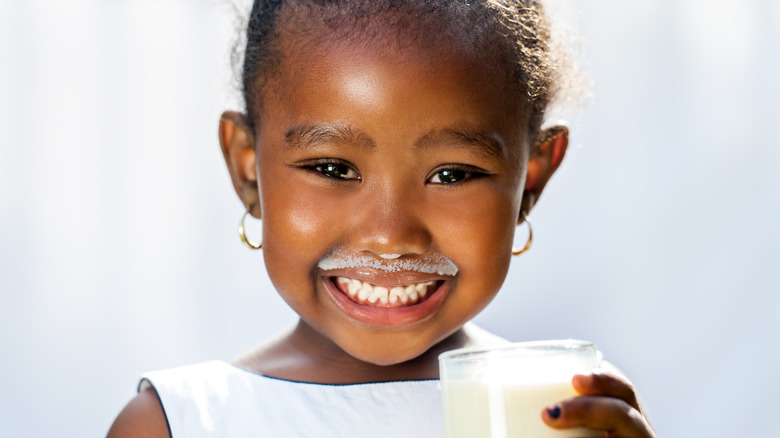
[541,372,657,438]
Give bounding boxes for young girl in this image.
[109,1,655,436]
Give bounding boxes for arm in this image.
[106,387,170,438]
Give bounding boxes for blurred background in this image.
[1,0,778,436]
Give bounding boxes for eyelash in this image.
[427,165,488,185]
[298,160,487,185]
[300,159,361,181]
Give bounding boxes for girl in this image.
[109,1,656,436]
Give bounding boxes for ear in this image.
[520,126,568,219]
[219,111,261,218]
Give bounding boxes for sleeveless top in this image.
[138,360,443,437]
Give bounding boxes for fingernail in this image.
[546,405,561,419]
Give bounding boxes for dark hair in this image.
[237,0,564,141]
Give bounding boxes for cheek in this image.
[256,136,341,261]
[262,187,338,257]
[268,188,322,237]
[256,169,342,310]
[430,183,520,303]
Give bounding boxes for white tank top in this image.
[139,360,443,437]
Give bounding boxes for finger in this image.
[573,373,641,412]
[542,396,656,438]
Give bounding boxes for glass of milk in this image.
[439,340,602,438]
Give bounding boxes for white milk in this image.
[442,380,601,438]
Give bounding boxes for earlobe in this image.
[520,126,569,218]
[219,111,262,218]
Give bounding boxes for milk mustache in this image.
[439,340,601,438]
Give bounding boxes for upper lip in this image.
[318,267,452,287]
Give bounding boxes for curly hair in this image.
[235,0,567,140]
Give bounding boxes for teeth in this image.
[347,279,360,297]
[335,277,438,306]
[389,286,404,304]
[358,282,372,301]
[403,285,414,304]
[374,286,389,304]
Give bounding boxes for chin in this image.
[340,328,453,368]
[350,346,423,367]
[340,336,431,367]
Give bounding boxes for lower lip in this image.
[322,277,450,327]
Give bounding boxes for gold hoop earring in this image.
[512,211,533,256]
[238,210,262,250]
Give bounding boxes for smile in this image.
[321,273,451,327]
[334,277,439,307]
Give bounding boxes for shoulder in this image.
[106,387,169,438]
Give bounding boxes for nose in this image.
[347,180,432,257]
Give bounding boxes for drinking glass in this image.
[439,340,602,438]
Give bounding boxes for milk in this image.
[439,340,601,438]
[441,379,601,438]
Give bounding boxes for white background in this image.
[1,1,778,436]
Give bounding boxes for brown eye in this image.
[307,161,360,180]
[428,168,480,184]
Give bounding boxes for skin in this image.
[107,23,656,438]
[243,40,526,373]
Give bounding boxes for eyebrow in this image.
[284,123,505,158]
[414,128,506,159]
[284,124,375,150]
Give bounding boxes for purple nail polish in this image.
[546,405,561,419]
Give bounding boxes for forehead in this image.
[258,23,529,155]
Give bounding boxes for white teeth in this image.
[347,279,360,297]
[416,281,433,298]
[409,282,431,302]
[374,286,389,304]
[403,285,414,304]
[389,286,404,304]
[358,282,372,301]
[335,277,438,306]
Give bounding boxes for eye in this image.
[303,160,360,181]
[427,166,486,184]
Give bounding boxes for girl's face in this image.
[236,34,545,366]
